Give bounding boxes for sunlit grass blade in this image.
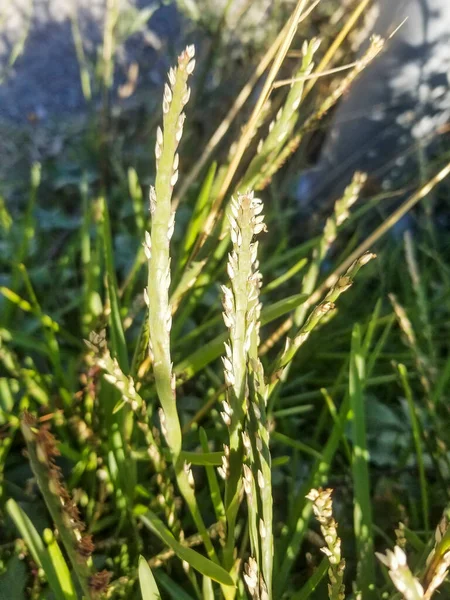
[349,324,376,598]
[139,555,161,600]
[43,528,77,600]
[6,499,70,600]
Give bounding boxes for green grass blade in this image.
[139,511,234,587]
[291,559,328,600]
[100,196,129,372]
[128,168,145,236]
[6,499,67,600]
[179,161,217,269]
[180,450,223,467]
[199,428,226,524]
[397,363,429,531]
[153,569,196,600]
[349,324,376,598]
[43,529,77,600]
[261,257,308,294]
[139,556,161,600]
[202,575,214,600]
[174,293,307,381]
[275,399,349,595]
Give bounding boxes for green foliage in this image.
[1,1,450,599]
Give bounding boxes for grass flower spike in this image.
[144,45,220,564]
[306,488,345,600]
[221,191,270,590]
[146,45,195,460]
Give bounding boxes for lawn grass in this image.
[1,1,450,598]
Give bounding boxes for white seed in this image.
[186,44,195,59]
[242,431,251,450]
[163,99,170,114]
[164,83,172,103]
[182,87,191,105]
[228,218,237,236]
[222,311,233,329]
[259,518,266,538]
[143,287,150,307]
[155,142,162,160]
[222,356,233,373]
[187,59,196,75]
[242,475,252,496]
[143,243,151,260]
[222,400,233,416]
[313,38,322,53]
[224,341,232,358]
[156,126,163,146]
[149,186,157,214]
[173,153,179,171]
[170,170,179,187]
[253,202,263,215]
[257,469,265,489]
[220,411,231,426]
[217,466,227,480]
[255,435,263,452]
[227,262,234,280]
[168,67,176,86]
[224,369,235,387]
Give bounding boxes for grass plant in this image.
[1,1,450,599]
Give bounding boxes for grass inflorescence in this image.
[1,1,450,599]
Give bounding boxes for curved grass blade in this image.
[6,499,68,600]
[139,511,234,587]
[139,556,161,600]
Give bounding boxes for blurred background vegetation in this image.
[1,0,450,598]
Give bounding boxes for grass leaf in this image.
[139,556,161,600]
[139,511,234,587]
